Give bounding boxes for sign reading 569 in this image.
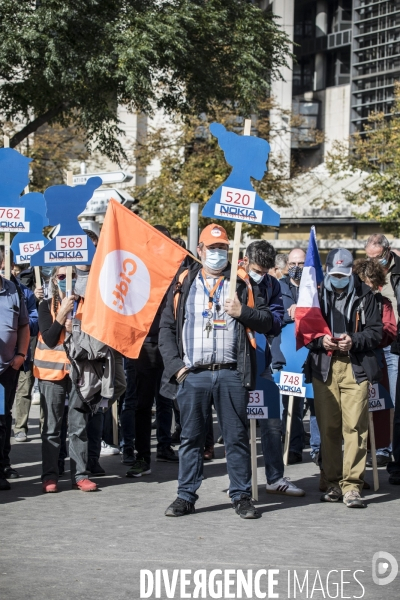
[55,235,88,250]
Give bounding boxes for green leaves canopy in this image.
[0,0,290,161]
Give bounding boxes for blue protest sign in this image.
[249,333,281,419]
[11,192,49,264]
[0,148,32,232]
[272,323,314,399]
[202,123,280,227]
[369,383,393,412]
[31,177,102,266]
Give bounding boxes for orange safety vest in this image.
[33,301,71,381]
[173,266,256,348]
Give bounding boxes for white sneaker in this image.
[31,391,41,405]
[100,441,120,456]
[266,477,305,497]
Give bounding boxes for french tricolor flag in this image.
[295,226,331,350]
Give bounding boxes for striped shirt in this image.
[182,272,237,368]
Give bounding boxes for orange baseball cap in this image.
[199,224,230,247]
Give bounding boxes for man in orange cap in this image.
[159,224,272,519]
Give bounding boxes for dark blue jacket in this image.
[19,281,39,369]
[257,274,284,369]
[279,275,300,325]
[270,275,299,369]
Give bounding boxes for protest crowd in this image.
[1,220,400,519]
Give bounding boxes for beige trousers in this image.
[313,356,369,494]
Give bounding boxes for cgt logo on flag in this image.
[81,199,188,359]
[99,250,150,315]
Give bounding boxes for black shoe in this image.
[4,467,19,479]
[87,459,106,476]
[233,494,260,519]
[0,477,11,491]
[311,451,320,466]
[170,429,181,446]
[151,419,158,430]
[58,460,65,477]
[156,447,179,462]
[217,435,224,445]
[288,452,302,465]
[165,497,195,517]
[320,486,342,502]
[121,447,135,465]
[367,454,391,467]
[388,471,400,485]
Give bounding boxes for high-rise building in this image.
[262,0,400,257]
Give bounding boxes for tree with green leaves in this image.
[326,83,400,235]
[0,0,290,162]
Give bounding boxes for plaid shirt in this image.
[182,272,237,368]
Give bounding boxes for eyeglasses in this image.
[288,262,304,268]
[57,273,76,281]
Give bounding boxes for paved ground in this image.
[1,405,400,600]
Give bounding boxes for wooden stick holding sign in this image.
[227,119,256,497]
[65,172,74,312]
[3,135,11,280]
[368,412,379,492]
[202,116,280,503]
[227,119,252,300]
[283,395,294,466]
[34,266,41,288]
[250,419,258,500]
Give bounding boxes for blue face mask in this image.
[330,275,350,289]
[58,279,76,294]
[41,267,53,278]
[379,257,388,267]
[205,248,228,271]
[249,269,265,284]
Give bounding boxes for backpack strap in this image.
[173,269,189,319]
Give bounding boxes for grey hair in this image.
[275,253,288,269]
[365,233,390,250]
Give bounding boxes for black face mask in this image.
[288,265,303,281]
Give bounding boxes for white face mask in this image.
[204,248,228,271]
[249,269,264,284]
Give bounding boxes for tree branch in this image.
[10,103,67,147]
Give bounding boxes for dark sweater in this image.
[38,299,64,348]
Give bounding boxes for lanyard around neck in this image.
[199,269,224,310]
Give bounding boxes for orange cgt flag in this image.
[81,199,188,358]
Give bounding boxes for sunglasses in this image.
[56,274,76,281]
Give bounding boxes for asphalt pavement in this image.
[1,405,400,600]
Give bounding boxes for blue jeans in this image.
[156,392,173,451]
[259,418,284,484]
[378,346,398,457]
[176,368,251,503]
[119,359,136,451]
[308,398,321,459]
[282,395,305,456]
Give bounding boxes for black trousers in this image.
[388,355,400,475]
[0,366,20,475]
[131,342,172,465]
